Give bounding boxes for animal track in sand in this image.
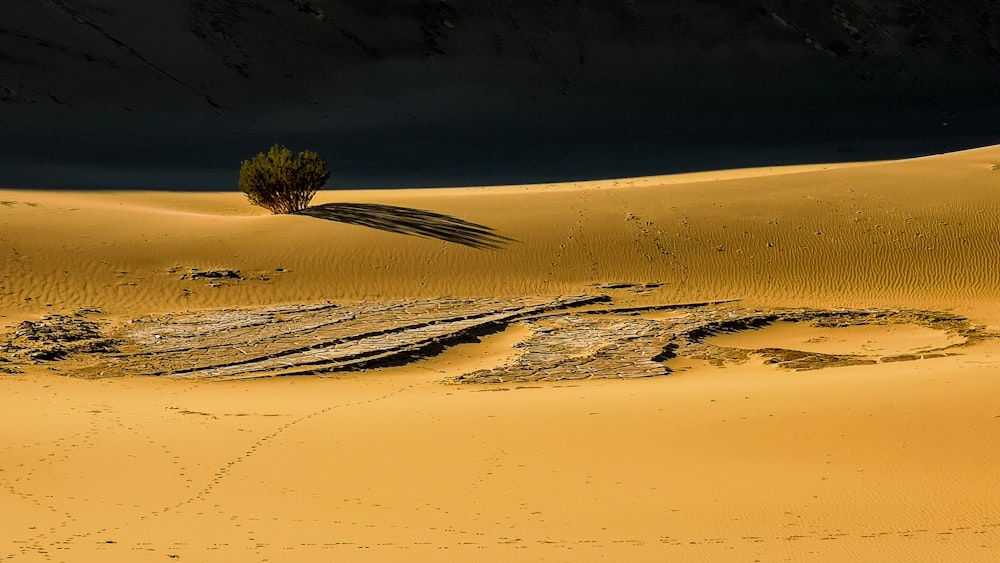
[51,378,428,550]
[35,519,1000,557]
[0,398,132,557]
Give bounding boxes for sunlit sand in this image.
[2,146,1000,561]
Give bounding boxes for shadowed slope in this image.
[295,202,515,249]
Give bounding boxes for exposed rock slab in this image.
[81,295,608,380]
[1,298,990,382]
[451,307,989,383]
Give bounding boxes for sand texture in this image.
[3,146,1000,561]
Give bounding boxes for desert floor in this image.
[2,146,1000,561]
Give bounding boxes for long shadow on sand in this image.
[295,202,514,249]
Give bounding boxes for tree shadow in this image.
[295,202,515,249]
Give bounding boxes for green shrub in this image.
[239,144,330,214]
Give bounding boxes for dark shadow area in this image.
[295,202,515,249]
[4,1,1000,190]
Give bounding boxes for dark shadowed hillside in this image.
[2,0,1000,189]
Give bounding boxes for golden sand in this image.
[2,146,1000,561]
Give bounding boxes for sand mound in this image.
[3,145,1000,323]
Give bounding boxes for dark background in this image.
[2,0,1000,190]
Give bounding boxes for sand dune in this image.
[3,146,1000,561]
[3,146,1000,319]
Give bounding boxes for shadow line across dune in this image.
[295,202,515,249]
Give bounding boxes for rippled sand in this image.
[3,146,1000,561]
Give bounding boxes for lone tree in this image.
[239,144,330,214]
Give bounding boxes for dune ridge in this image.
[3,145,1000,319]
